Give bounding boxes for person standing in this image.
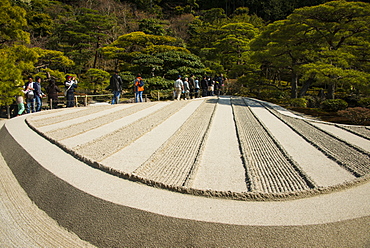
[16,95,25,116]
[65,75,78,107]
[200,75,208,97]
[134,73,144,103]
[46,79,61,109]
[188,74,195,99]
[34,76,45,112]
[194,77,200,98]
[207,76,214,96]
[182,77,190,100]
[174,75,183,101]
[110,71,123,104]
[24,76,36,113]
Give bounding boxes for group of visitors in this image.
[16,74,78,116]
[109,72,143,104]
[21,75,45,115]
[173,74,225,101]
[14,71,224,117]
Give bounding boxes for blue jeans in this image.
[112,91,121,104]
[27,98,36,113]
[135,91,143,102]
[35,95,42,112]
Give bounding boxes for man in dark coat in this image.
[110,71,123,104]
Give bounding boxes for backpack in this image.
[138,80,145,87]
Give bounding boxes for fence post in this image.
[84,95,88,106]
[157,91,160,101]
[145,94,147,102]
[75,96,78,107]
[50,99,53,109]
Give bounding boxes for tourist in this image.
[207,76,214,96]
[24,76,36,113]
[110,71,123,104]
[194,77,200,98]
[46,79,61,109]
[174,75,183,101]
[200,75,208,97]
[65,75,78,107]
[134,73,144,102]
[183,77,190,100]
[34,76,45,112]
[188,74,195,99]
[16,95,25,116]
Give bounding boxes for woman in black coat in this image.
[46,79,61,109]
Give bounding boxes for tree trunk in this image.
[299,77,314,97]
[327,81,336,99]
[291,72,298,99]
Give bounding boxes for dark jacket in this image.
[46,82,61,100]
[110,74,123,92]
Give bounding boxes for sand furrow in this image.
[45,103,154,140]
[133,99,218,186]
[232,97,313,193]
[336,125,370,141]
[28,105,113,127]
[267,106,370,177]
[74,101,189,161]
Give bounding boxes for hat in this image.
[66,75,72,79]
[178,75,182,78]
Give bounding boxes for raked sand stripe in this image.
[311,122,370,152]
[269,105,370,177]
[60,102,170,148]
[45,103,153,140]
[246,98,355,188]
[74,101,189,162]
[35,104,134,133]
[133,99,217,186]
[233,98,314,193]
[101,99,205,173]
[338,125,370,140]
[28,104,112,127]
[192,96,247,192]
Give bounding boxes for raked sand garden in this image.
[1,96,369,247]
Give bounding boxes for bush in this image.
[338,107,370,125]
[358,97,370,108]
[303,95,321,108]
[321,99,348,112]
[290,98,308,108]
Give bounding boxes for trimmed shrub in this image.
[290,98,308,108]
[338,107,370,125]
[321,99,348,112]
[358,97,370,108]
